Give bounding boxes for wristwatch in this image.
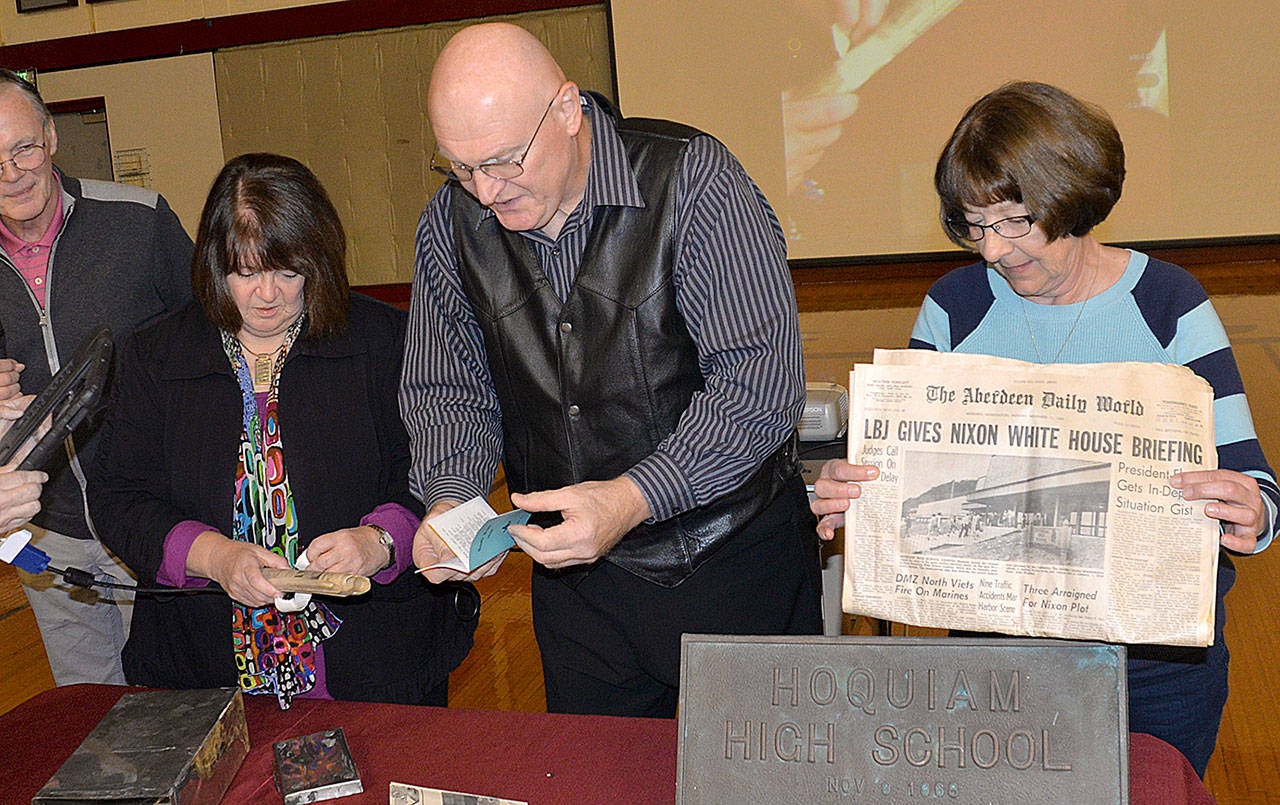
[369,524,395,571]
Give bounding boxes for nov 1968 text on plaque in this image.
[677,636,1127,804]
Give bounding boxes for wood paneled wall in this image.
[214,5,613,286]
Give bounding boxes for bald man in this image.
[401,23,821,716]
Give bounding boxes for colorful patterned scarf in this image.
[221,316,340,709]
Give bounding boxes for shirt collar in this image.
[579,92,646,212]
[0,173,64,256]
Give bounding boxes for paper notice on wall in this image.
[112,147,152,188]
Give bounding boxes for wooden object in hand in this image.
[260,568,370,596]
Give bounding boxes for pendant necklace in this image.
[238,340,283,385]
[1020,262,1098,364]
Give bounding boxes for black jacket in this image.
[89,294,474,704]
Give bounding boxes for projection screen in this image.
[611,1,1280,260]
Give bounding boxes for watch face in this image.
[372,526,395,569]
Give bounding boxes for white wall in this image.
[37,53,226,236]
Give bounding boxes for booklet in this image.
[421,496,530,573]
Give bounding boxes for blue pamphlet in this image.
[470,508,530,567]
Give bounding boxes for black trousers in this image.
[531,478,822,717]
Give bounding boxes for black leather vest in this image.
[451,93,798,586]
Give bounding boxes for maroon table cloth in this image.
[3,684,1211,803]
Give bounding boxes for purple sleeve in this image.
[361,502,420,584]
[158,520,215,588]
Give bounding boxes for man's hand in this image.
[0,394,47,533]
[0,359,23,402]
[0,393,51,464]
[412,499,508,584]
[810,459,880,540]
[189,531,291,608]
[1172,469,1268,553]
[508,476,650,569]
[0,392,34,434]
[306,525,390,577]
[0,465,46,534]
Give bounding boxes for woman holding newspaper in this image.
[812,81,1277,776]
[88,154,475,709]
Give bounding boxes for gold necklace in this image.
[1019,262,1098,364]
[238,340,284,385]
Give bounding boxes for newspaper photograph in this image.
[842,349,1219,646]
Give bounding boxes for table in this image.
[3,684,1212,803]
[5,685,673,803]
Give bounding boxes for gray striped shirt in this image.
[400,96,804,521]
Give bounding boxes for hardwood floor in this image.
[0,575,53,711]
[2,284,1277,803]
[447,549,545,713]
[1198,293,1280,803]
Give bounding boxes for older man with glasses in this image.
[0,69,193,686]
[402,22,821,717]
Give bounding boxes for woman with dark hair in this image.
[811,82,1277,775]
[89,153,475,708]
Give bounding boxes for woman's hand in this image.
[189,531,291,607]
[306,526,390,577]
[810,459,880,540]
[1172,469,1269,552]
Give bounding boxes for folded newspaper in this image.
[390,781,527,804]
[843,349,1218,646]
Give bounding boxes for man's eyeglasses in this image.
[946,214,1035,242]
[0,142,47,176]
[430,93,559,182]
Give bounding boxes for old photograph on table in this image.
[843,350,1219,647]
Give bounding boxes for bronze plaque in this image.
[677,636,1127,804]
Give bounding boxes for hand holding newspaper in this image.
[842,349,1219,646]
[419,496,530,573]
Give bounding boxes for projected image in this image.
[774,1,1168,251]
[613,0,1188,259]
[783,0,950,197]
[768,0,1172,250]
